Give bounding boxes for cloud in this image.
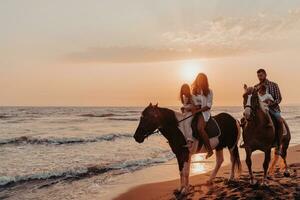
[65,9,300,63]
[66,46,245,63]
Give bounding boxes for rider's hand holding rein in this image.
[191,105,210,115]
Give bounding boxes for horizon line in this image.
[1,104,300,108]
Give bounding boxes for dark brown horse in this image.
[242,85,291,185]
[134,103,241,195]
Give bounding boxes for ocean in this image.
[0,106,299,199]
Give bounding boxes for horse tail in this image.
[230,120,242,174]
[231,143,242,175]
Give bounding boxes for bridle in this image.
[244,94,257,121]
[244,104,254,111]
[139,113,162,139]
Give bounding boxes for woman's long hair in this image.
[180,84,192,104]
[192,73,210,96]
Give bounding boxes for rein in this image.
[151,109,201,135]
[178,112,196,123]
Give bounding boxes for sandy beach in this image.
[115,145,300,200]
[2,1,300,200]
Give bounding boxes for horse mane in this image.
[251,92,260,110]
[158,107,179,127]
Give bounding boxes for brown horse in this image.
[242,85,291,185]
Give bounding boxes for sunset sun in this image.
[180,61,203,83]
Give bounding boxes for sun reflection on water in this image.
[190,154,213,175]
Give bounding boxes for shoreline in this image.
[104,147,238,199]
[115,145,300,200]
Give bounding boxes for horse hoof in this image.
[176,188,187,199]
[177,193,186,200]
[250,179,257,185]
[173,188,182,195]
[261,180,268,187]
[229,177,236,182]
[284,171,290,177]
[181,188,186,194]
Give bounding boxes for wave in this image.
[0,133,133,146]
[285,115,300,121]
[46,118,89,124]
[0,115,14,119]
[5,118,37,123]
[0,165,112,188]
[125,110,141,114]
[0,153,174,188]
[79,113,120,118]
[107,118,139,121]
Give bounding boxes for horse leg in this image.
[207,149,224,184]
[245,148,254,185]
[182,155,192,192]
[262,149,271,185]
[176,154,184,193]
[181,158,190,194]
[179,170,184,191]
[280,142,290,177]
[268,150,279,175]
[176,151,190,195]
[186,155,192,188]
[229,150,236,180]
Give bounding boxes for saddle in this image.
[191,115,221,147]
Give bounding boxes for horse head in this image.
[134,103,161,143]
[243,84,260,121]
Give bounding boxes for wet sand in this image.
[115,145,300,200]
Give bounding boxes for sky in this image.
[1,0,300,106]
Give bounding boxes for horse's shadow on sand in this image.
[172,163,300,200]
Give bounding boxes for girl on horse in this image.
[191,73,214,159]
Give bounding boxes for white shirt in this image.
[179,96,194,141]
[259,93,274,111]
[259,93,274,102]
[182,95,193,113]
[192,89,213,122]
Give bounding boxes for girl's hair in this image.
[192,73,210,96]
[259,84,267,92]
[180,84,192,104]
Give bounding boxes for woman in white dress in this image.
[191,73,214,159]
